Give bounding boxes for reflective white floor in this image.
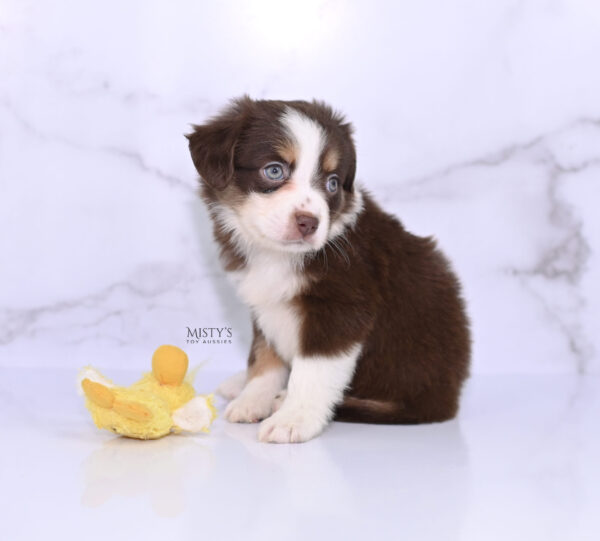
[0,369,598,541]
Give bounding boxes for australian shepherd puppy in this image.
[187,97,470,443]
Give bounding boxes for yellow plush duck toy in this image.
[79,345,216,439]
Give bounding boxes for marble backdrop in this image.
[1,0,599,374]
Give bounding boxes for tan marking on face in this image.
[248,335,287,379]
[322,148,340,173]
[275,140,297,166]
[277,181,296,193]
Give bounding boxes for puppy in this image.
[187,97,470,443]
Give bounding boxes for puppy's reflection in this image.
[81,436,214,517]
[222,420,468,540]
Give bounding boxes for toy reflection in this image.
[81,436,214,517]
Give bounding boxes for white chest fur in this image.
[229,252,306,363]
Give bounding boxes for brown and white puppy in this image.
[187,97,470,443]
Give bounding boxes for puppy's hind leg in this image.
[216,371,247,400]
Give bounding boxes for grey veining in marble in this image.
[1,0,599,374]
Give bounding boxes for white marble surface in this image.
[1,368,598,541]
[1,1,600,374]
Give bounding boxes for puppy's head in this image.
[187,97,361,255]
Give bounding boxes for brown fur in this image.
[247,326,287,379]
[187,97,471,425]
[303,193,470,423]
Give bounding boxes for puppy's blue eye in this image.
[263,162,286,181]
[326,175,339,193]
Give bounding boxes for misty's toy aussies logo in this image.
[186,327,233,345]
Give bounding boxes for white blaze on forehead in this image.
[280,108,325,190]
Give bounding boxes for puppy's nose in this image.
[295,213,319,237]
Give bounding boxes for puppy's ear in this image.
[342,124,357,192]
[186,98,251,190]
[344,149,356,192]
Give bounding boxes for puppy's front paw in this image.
[258,407,327,443]
[224,393,273,424]
[271,390,287,413]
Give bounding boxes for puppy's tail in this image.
[334,396,404,424]
[334,395,457,424]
